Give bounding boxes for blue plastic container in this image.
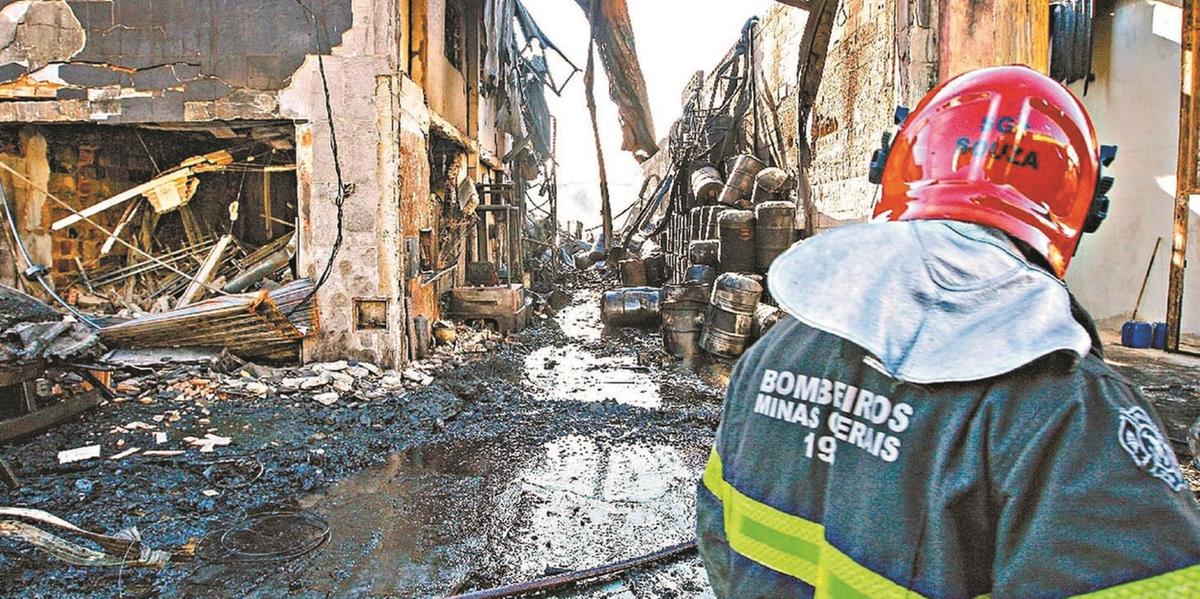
[1152,322,1168,350]
[1122,321,1153,349]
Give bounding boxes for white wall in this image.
[1067,0,1200,341]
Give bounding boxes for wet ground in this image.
[1100,332,1200,489]
[7,287,1200,598]
[0,289,727,598]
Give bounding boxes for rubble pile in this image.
[47,144,301,321]
[21,321,514,470]
[0,286,100,367]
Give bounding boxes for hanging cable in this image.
[289,0,347,317]
[0,182,100,328]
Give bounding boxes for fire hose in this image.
[447,540,697,599]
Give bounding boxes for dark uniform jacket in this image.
[696,221,1200,598]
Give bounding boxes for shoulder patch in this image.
[1118,406,1187,492]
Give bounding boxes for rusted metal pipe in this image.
[222,246,293,293]
[448,540,697,599]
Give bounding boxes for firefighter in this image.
[696,65,1200,597]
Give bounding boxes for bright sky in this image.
[522,0,776,232]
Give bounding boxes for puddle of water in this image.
[186,436,711,598]
[523,345,660,408]
[186,443,520,598]
[493,434,713,597]
[557,294,604,342]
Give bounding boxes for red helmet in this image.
[871,65,1114,278]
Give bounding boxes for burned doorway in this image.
[0,123,300,317]
[428,132,475,292]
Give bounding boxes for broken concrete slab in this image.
[312,392,339,407]
[56,444,99,464]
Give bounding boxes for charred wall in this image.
[0,0,353,123]
[0,0,418,368]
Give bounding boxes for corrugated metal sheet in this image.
[99,279,319,362]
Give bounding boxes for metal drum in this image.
[644,253,667,287]
[755,201,797,273]
[702,273,763,358]
[718,154,767,206]
[751,303,786,341]
[718,210,756,274]
[661,283,709,358]
[684,264,718,288]
[752,168,790,203]
[688,240,720,268]
[619,259,648,287]
[690,166,724,208]
[601,288,662,328]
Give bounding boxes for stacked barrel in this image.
[601,152,800,360]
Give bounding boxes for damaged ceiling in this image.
[0,0,353,122]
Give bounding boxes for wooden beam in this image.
[795,0,842,168]
[584,0,614,251]
[175,234,232,309]
[939,0,1050,79]
[1168,0,1199,351]
[0,390,102,444]
[51,168,192,231]
[774,0,813,9]
[263,171,274,240]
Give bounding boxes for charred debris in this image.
[0,0,623,584]
[0,1,784,586]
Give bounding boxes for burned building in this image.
[0,0,562,367]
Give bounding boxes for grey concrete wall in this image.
[0,0,355,123]
[1067,1,1200,339]
[280,0,414,367]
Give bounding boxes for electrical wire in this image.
[0,180,100,328]
[289,0,347,317]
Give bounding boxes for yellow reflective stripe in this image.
[702,448,924,599]
[1076,563,1200,598]
[704,447,1199,599]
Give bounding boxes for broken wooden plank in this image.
[0,390,103,444]
[57,444,101,465]
[51,168,195,231]
[0,457,19,489]
[0,507,172,568]
[175,235,232,309]
[100,199,142,256]
[108,447,141,461]
[52,150,234,231]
